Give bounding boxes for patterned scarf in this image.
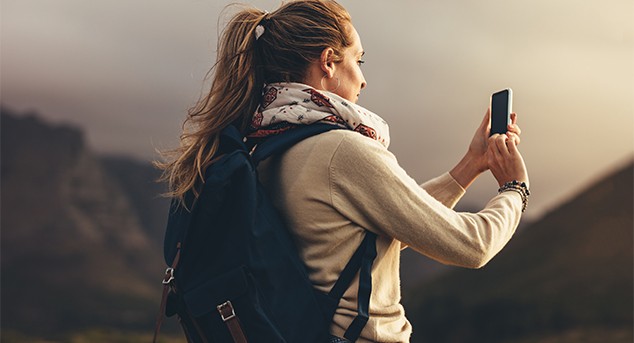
[247,83,390,148]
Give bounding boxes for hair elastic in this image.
[255,25,265,40]
[255,10,269,41]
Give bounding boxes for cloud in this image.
[2,0,632,219]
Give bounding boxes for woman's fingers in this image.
[507,113,522,136]
[488,134,507,167]
[481,108,492,136]
[487,133,529,187]
[507,134,521,155]
[484,108,492,128]
[508,123,521,136]
[495,134,510,157]
[507,131,521,145]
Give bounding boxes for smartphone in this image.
[490,88,513,136]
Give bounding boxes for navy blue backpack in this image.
[153,123,377,343]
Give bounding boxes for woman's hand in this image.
[506,112,521,145]
[450,109,523,189]
[465,108,493,173]
[487,133,529,188]
[467,110,522,169]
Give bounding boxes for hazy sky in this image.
[2,0,633,220]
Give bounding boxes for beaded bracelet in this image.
[498,180,530,212]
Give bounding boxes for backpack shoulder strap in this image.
[251,123,377,341]
[220,124,249,153]
[328,231,377,342]
[251,123,344,165]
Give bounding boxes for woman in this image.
[159,1,529,342]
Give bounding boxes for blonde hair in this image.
[156,0,352,205]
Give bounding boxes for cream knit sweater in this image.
[258,129,523,343]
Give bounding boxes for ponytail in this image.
[157,1,352,205]
[156,8,267,204]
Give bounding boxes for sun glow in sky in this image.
[2,0,633,219]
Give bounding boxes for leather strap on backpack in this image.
[153,242,182,343]
[217,300,248,343]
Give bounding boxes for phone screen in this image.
[490,89,512,136]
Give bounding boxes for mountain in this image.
[99,154,171,249]
[0,108,171,338]
[403,162,633,342]
[2,106,632,342]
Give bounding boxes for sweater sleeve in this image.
[420,172,466,209]
[329,132,523,269]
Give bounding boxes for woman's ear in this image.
[319,47,336,78]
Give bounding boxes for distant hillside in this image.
[3,106,631,342]
[99,155,170,249]
[403,162,633,342]
[0,107,171,339]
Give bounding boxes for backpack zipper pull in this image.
[162,242,182,285]
[162,268,175,285]
[153,242,182,343]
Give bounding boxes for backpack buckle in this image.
[162,268,175,285]
[249,144,258,156]
[217,301,236,321]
